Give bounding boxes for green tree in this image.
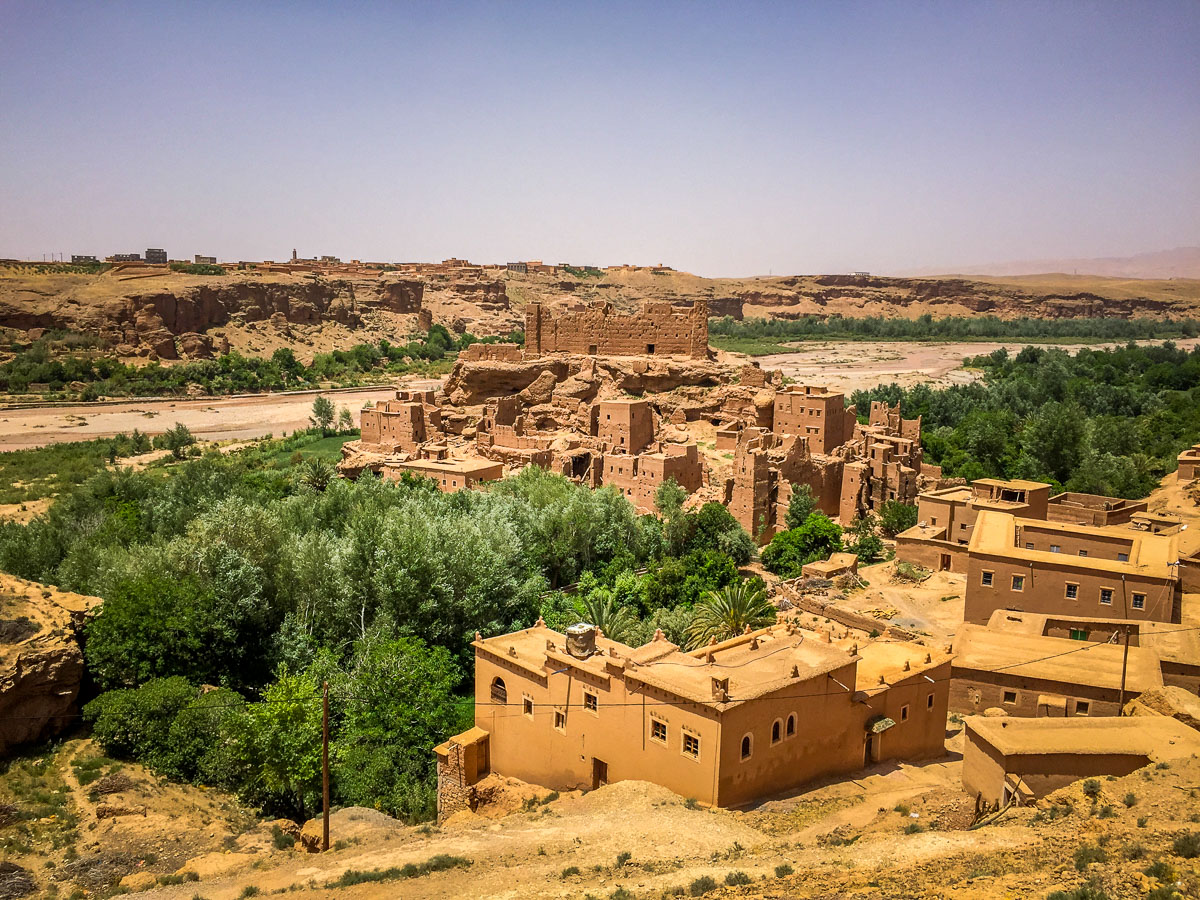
[162,422,196,459]
[310,395,336,433]
[297,457,335,492]
[686,581,774,648]
[760,514,843,578]
[655,478,693,558]
[846,515,884,564]
[337,406,355,433]
[687,502,755,565]
[573,590,638,644]
[876,501,918,537]
[784,483,817,530]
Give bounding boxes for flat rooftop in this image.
[967,715,1200,758]
[985,609,1200,669]
[475,623,948,710]
[952,624,1163,693]
[968,510,1177,578]
[388,457,502,475]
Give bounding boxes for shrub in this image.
[1138,816,1149,828]
[1098,805,1116,819]
[611,889,634,900]
[1047,885,1110,900]
[270,825,294,850]
[1144,860,1175,880]
[1124,843,1147,860]
[561,867,580,878]
[724,871,752,886]
[1123,792,1137,808]
[1173,831,1200,859]
[239,889,259,899]
[688,875,718,896]
[1073,844,1107,871]
[775,863,793,877]
[327,855,472,886]
[904,822,925,834]
[615,851,632,868]
[1081,779,1102,799]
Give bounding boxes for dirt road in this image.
[752,337,1200,394]
[0,384,440,451]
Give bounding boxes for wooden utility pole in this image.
[322,681,330,852]
[1117,626,1131,710]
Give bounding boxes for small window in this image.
[583,691,598,713]
[1025,542,1034,550]
[1003,690,1018,705]
[1100,588,1113,605]
[1065,583,1079,600]
[553,710,566,731]
[682,732,700,760]
[522,695,534,718]
[900,704,910,722]
[1050,544,1061,553]
[930,516,938,526]
[1117,552,1129,562]
[1069,628,1088,641]
[1076,701,1090,716]
[786,714,796,737]
[1132,593,1146,610]
[650,719,667,744]
[1011,575,1025,592]
[490,677,507,705]
[1078,549,1088,558]
[927,693,935,710]
[771,720,781,744]
[740,735,752,760]
[981,570,994,587]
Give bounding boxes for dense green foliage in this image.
[710,314,1200,355]
[0,327,522,398]
[760,513,843,578]
[852,342,1200,498]
[169,262,226,275]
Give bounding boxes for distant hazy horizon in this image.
[1,1,1197,277]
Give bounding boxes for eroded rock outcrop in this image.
[0,575,101,754]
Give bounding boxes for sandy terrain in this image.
[0,384,439,451]
[752,337,1200,394]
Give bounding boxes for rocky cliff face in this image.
[0,575,100,754]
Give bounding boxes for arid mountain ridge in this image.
[2,264,1198,361]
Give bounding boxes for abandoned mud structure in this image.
[436,621,950,817]
[524,299,710,358]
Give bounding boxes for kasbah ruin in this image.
[321,296,1200,823]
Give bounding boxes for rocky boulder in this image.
[1123,685,1200,732]
[0,575,101,755]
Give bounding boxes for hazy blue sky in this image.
[1,1,1197,276]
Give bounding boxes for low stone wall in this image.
[780,588,917,641]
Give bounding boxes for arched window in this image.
[771,719,782,744]
[786,714,796,737]
[490,676,507,705]
[740,734,752,761]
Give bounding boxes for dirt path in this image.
[752,337,1200,395]
[0,382,441,451]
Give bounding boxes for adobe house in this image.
[950,624,1163,718]
[446,621,951,810]
[962,716,1200,807]
[360,389,444,453]
[1177,442,1200,482]
[963,509,1182,626]
[381,456,503,492]
[772,385,857,455]
[600,444,702,514]
[595,399,655,454]
[524,299,709,358]
[984,609,1200,696]
[897,478,1052,573]
[1045,492,1148,527]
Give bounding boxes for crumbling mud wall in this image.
[525,300,709,358]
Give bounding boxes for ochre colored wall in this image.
[525,301,708,358]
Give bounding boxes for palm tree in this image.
[686,582,775,649]
[573,592,637,645]
[297,457,335,492]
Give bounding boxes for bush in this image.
[724,871,752,886]
[689,875,718,896]
[561,867,580,878]
[1123,792,1137,807]
[1144,860,1175,880]
[615,851,632,868]
[270,825,294,850]
[760,514,842,578]
[876,500,917,537]
[904,822,925,834]
[1073,844,1108,871]
[774,863,793,877]
[1173,831,1200,859]
[1081,779,1102,799]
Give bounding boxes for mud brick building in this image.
[595,399,655,454]
[772,385,857,454]
[381,456,503,492]
[448,622,950,808]
[950,624,1163,718]
[1178,442,1200,481]
[837,401,926,524]
[601,444,702,513]
[962,716,1200,806]
[359,389,444,453]
[962,509,1183,626]
[524,300,709,358]
[1045,492,1148,527]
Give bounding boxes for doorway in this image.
[939,554,951,572]
[863,734,874,768]
[592,758,609,790]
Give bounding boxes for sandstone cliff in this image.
[0,575,100,754]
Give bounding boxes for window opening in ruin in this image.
[1025,542,1034,550]
[647,344,655,354]
[1117,552,1129,562]
[771,720,782,744]
[682,732,700,759]
[553,709,566,731]
[490,677,507,705]
[1011,575,1025,592]
[1076,701,1090,716]
[1000,489,1026,503]
[900,704,909,722]
[1132,593,1146,610]
[589,345,598,354]
[786,714,796,736]
[1003,690,1017,705]
[1079,550,1088,557]
[651,719,667,743]
[522,695,533,718]
[583,691,598,713]
[740,735,752,760]
[1065,583,1079,600]
[981,570,994,587]
[926,693,935,710]
[1100,588,1113,605]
